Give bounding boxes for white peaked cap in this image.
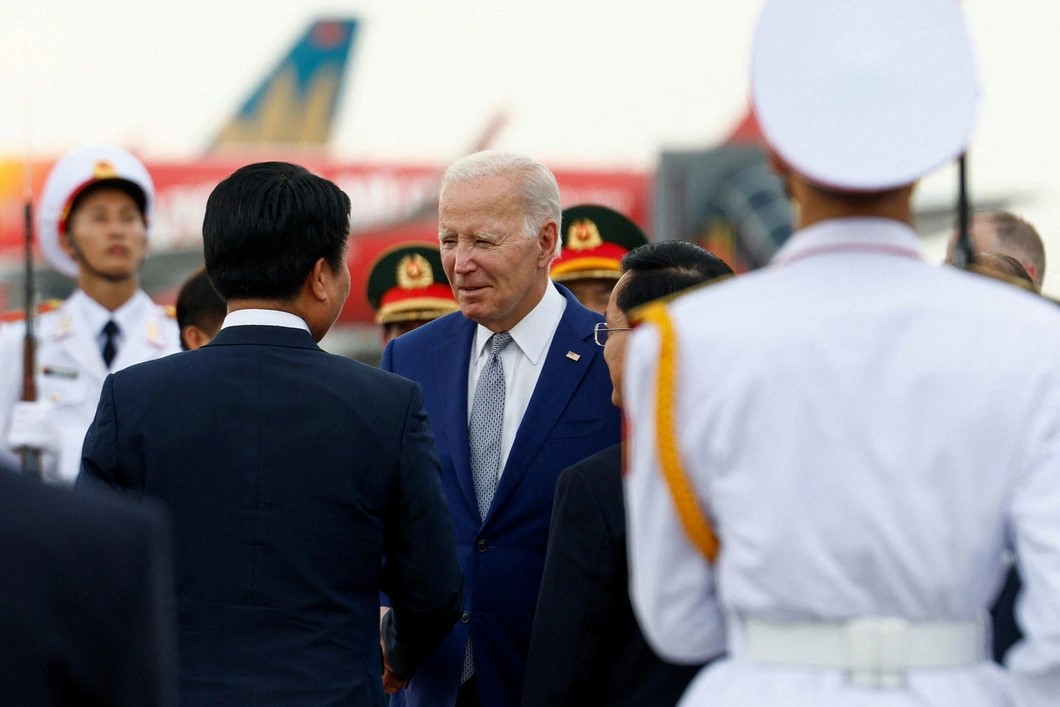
[38,145,155,278]
[751,0,980,192]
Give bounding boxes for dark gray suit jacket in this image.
[523,444,705,706]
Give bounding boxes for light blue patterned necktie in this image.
[468,332,512,520]
[463,331,512,684]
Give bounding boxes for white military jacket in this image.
[624,218,1060,706]
[0,289,180,483]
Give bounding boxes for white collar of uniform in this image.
[221,308,311,333]
[771,217,925,268]
[69,288,152,338]
[473,281,566,366]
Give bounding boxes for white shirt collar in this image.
[70,289,151,338]
[221,308,311,332]
[473,282,567,366]
[772,217,924,268]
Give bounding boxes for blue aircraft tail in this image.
[209,19,357,151]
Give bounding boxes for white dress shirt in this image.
[0,289,179,483]
[467,282,566,478]
[624,217,1060,706]
[76,289,141,359]
[221,309,311,333]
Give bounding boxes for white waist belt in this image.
[742,617,988,688]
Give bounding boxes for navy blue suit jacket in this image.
[80,324,463,706]
[0,468,177,706]
[382,285,621,707]
[523,444,705,706]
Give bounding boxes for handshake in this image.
[380,607,409,695]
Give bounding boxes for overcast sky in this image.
[2,0,1059,292]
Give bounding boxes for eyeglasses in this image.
[593,321,632,347]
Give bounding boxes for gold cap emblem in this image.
[396,253,433,290]
[566,219,603,251]
[92,160,119,179]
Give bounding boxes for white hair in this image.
[440,150,562,257]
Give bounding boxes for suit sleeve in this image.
[377,337,398,612]
[623,324,725,664]
[523,463,617,705]
[78,375,120,489]
[77,374,144,497]
[380,382,463,682]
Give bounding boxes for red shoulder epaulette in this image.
[1,299,63,323]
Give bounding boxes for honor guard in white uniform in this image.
[623,1,1060,705]
[0,146,180,484]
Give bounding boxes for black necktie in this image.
[101,320,120,368]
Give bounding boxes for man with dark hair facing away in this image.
[79,161,463,706]
[175,266,227,350]
[524,240,732,706]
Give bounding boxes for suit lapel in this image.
[436,317,478,516]
[485,292,599,525]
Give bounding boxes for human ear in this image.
[59,231,77,258]
[538,221,559,267]
[181,325,212,350]
[309,257,329,301]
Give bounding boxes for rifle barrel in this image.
[20,200,42,479]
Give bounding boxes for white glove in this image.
[7,400,62,456]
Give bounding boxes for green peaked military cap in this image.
[551,204,649,282]
[366,243,458,325]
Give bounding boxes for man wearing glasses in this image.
[524,241,732,706]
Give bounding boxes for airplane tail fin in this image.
[208,19,358,152]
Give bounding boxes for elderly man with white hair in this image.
[382,150,620,707]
